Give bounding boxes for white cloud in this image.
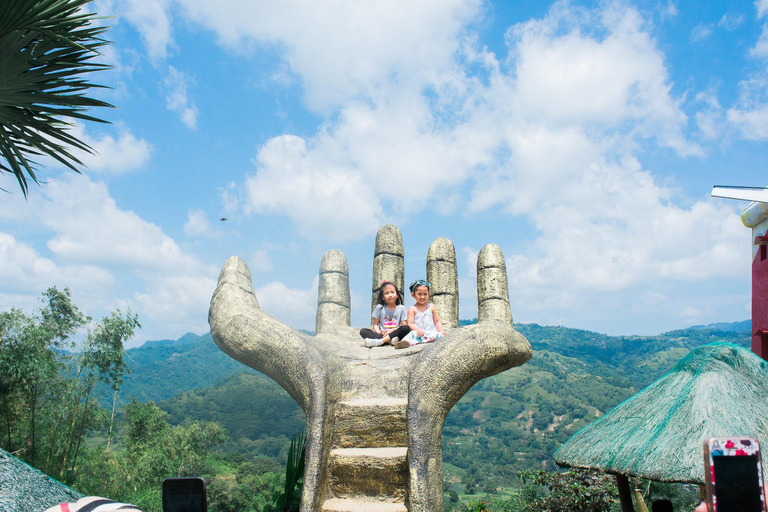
[1,175,219,344]
[74,124,152,173]
[718,14,744,31]
[691,24,713,42]
[133,273,216,338]
[254,277,318,330]
[659,2,678,21]
[694,89,726,140]
[117,0,174,60]
[249,249,273,272]
[184,209,219,238]
[220,181,240,213]
[30,178,207,276]
[0,232,113,295]
[758,0,768,19]
[174,0,482,111]
[164,66,199,129]
[507,2,699,156]
[244,135,385,241]
[26,123,152,175]
[727,75,768,139]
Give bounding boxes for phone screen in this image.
[713,454,763,512]
[162,477,206,512]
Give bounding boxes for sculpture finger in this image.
[371,224,404,312]
[407,322,531,511]
[427,237,458,330]
[209,256,320,411]
[477,243,512,324]
[316,249,351,334]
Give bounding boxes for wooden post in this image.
[616,474,635,512]
[633,488,650,512]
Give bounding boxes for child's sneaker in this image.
[394,339,411,349]
[365,338,384,347]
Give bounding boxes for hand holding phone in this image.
[704,437,766,512]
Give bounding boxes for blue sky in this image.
[2,0,767,346]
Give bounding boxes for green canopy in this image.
[0,448,82,511]
[554,342,768,484]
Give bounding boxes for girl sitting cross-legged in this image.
[360,281,411,348]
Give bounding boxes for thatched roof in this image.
[554,342,768,484]
[0,448,82,511]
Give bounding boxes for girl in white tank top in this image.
[396,279,446,349]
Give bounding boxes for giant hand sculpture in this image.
[209,225,531,512]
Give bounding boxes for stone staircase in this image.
[321,394,409,511]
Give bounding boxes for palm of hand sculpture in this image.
[209,225,532,512]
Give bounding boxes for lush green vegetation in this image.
[0,288,138,482]
[2,294,749,510]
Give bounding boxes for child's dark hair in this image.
[409,279,430,293]
[377,281,403,305]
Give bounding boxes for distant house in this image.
[742,201,768,359]
[0,448,82,512]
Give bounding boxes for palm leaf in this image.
[0,0,113,197]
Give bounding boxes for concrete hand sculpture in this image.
[208,225,532,512]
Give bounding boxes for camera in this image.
[703,437,766,512]
[162,477,207,512]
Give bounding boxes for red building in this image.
[742,202,768,360]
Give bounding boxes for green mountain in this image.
[114,332,255,406]
[161,372,305,460]
[111,322,750,489]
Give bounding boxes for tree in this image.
[76,400,227,512]
[0,287,138,482]
[518,469,618,512]
[0,0,113,196]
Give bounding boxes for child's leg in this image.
[361,327,386,347]
[360,328,382,339]
[421,330,443,343]
[380,325,411,345]
[390,325,411,340]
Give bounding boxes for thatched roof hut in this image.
[554,342,768,486]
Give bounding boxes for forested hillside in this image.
[113,322,749,494]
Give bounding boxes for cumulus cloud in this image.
[506,2,699,156]
[117,0,175,60]
[32,123,152,175]
[659,2,678,21]
[0,232,113,295]
[728,75,768,139]
[2,175,220,343]
[249,249,273,272]
[238,0,721,295]
[164,66,199,129]
[78,0,752,335]
[694,89,727,139]
[184,209,219,238]
[244,135,385,241]
[758,0,768,19]
[133,272,217,338]
[254,277,318,330]
[726,1,768,137]
[29,178,208,276]
[173,0,482,111]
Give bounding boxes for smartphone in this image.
[704,437,766,512]
[162,477,207,512]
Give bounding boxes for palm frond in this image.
[0,0,114,197]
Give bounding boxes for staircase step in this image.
[334,398,407,448]
[329,447,408,500]
[321,498,407,512]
